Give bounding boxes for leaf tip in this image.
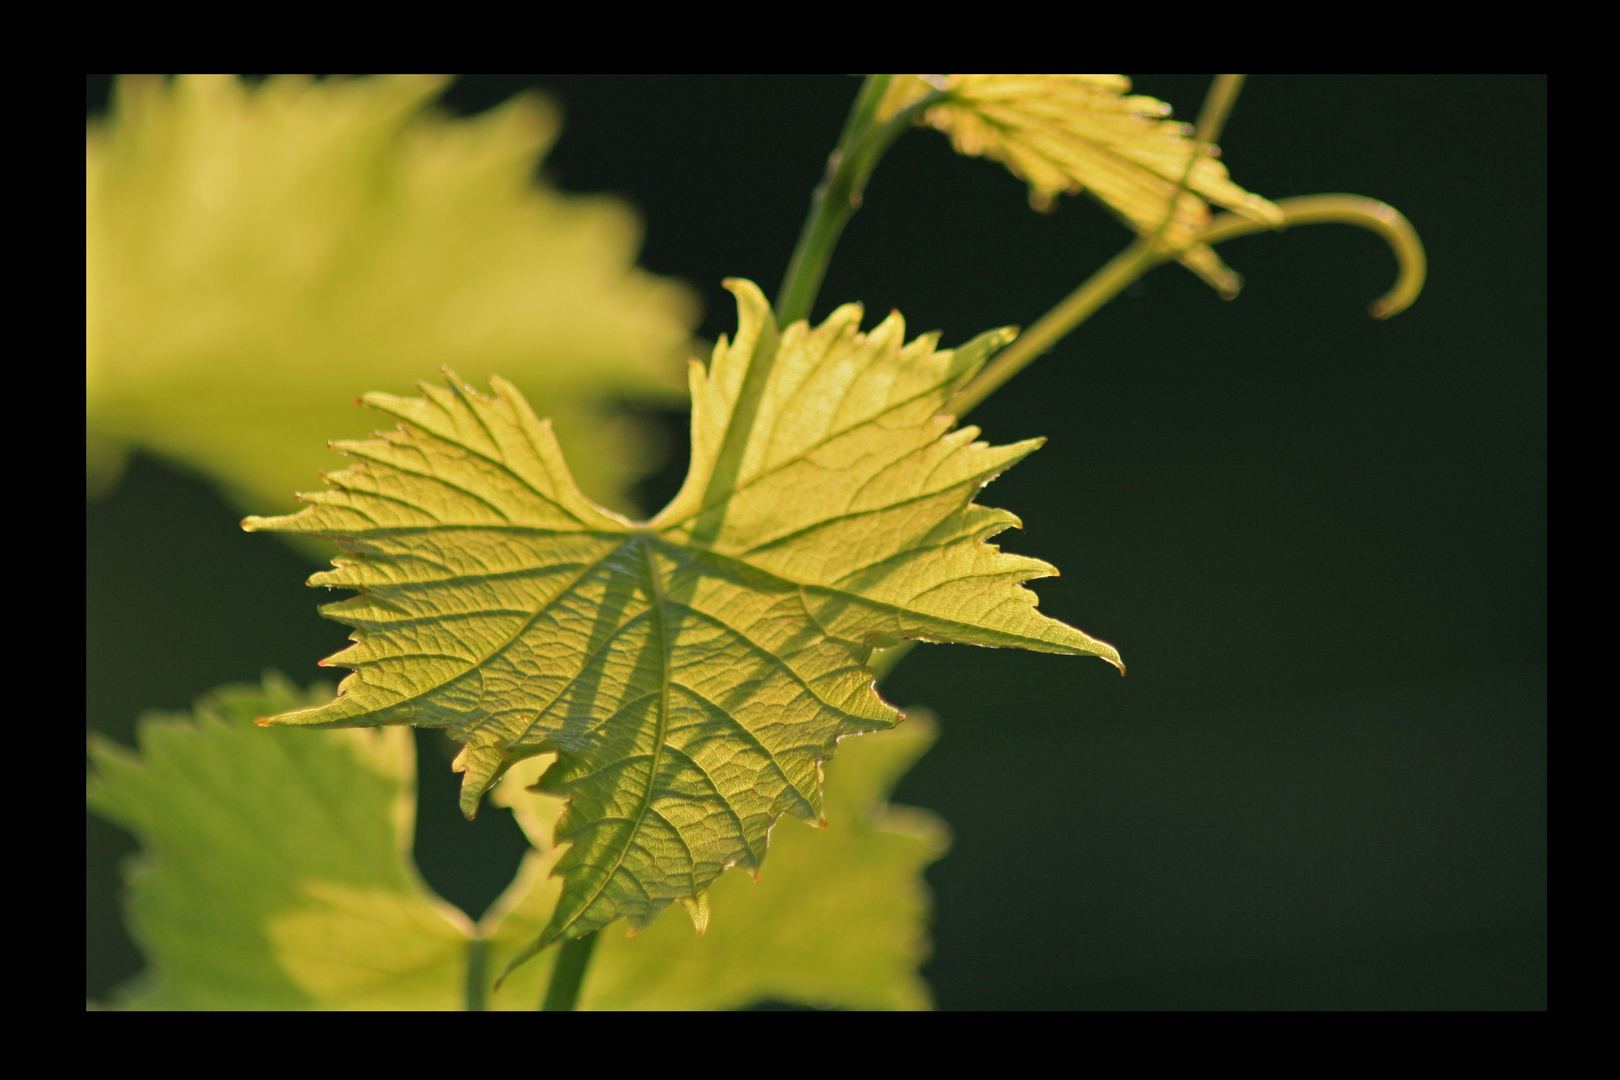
[720,277,767,305]
[434,365,474,394]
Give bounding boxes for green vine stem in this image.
[541,929,601,1011]
[1154,73,1247,251]
[775,77,946,325]
[464,937,490,1010]
[944,237,1161,419]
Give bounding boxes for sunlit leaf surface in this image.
[880,74,1281,295]
[246,279,1120,972]
[87,678,946,1010]
[87,74,696,514]
[485,714,947,1010]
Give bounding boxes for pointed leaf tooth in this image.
[680,891,712,935]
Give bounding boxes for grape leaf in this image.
[243,278,1121,972]
[86,677,948,1010]
[87,74,696,515]
[879,74,1282,296]
[482,711,947,1010]
[85,676,471,1010]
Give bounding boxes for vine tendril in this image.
[1201,194,1427,319]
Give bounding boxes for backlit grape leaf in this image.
[87,74,696,515]
[878,74,1282,296]
[483,712,947,1009]
[86,676,947,1010]
[244,278,1121,975]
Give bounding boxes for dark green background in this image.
[86,75,1547,1009]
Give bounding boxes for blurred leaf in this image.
[85,676,471,1010]
[86,74,698,516]
[86,677,946,1010]
[879,74,1281,295]
[244,279,1121,971]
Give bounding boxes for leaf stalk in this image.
[1191,74,1247,154]
[541,929,601,1011]
[464,937,490,1011]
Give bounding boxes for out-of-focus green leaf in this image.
[879,74,1281,295]
[86,677,947,1010]
[245,279,1120,973]
[85,676,472,1010]
[86,74,697,515]
[483,713,948,1010]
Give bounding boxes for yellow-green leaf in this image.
[244,279,1120,973]
[86,677,948,1010]
[879,74,1282,295]
[86,74,697,514]
[85,676,472,1010]
[483,712,947,1010]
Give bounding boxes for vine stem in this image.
[465,938,490,1010]
[944,237,1159,419]
[541,929,600,1011]
[775,77,945,325]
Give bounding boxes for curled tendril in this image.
[1201,194,1427,319]
[948,193,1427,420]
